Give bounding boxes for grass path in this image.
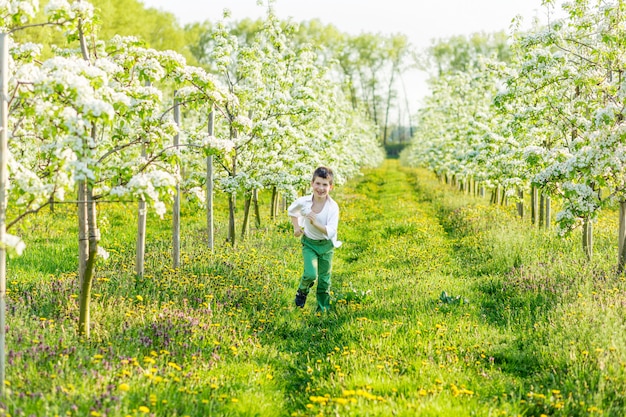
[267,159,524,416]
[7,159,623,416]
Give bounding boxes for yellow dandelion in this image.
[118,383,130,392]
[168,362,182,371]
[138,406,150,413]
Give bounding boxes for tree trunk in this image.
[531,186,539,225]
[78,185,99,338]
[228,192,236,246]
[270,186,278,220]
[76,11,100,339]
[517,188,524,218]
[172,95,180,268]
[226,129,238,246]
[544,196,551,229]
[582,217,593,261]
[136,196,146,277]
[618,202,626,274]
[241,193,251,238]
[78,127,100,338]
[206,109,214,250]
[253,189,261,228]
[539,193,546,227]
[274,190,280,218]
[136,80,150,277]
[77,183,88,324]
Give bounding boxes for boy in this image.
[288,166,341,313]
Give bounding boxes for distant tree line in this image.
[17,0,418,145]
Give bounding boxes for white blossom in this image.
[1,233,26,256]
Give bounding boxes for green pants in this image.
[299,235,334,312]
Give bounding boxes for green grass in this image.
[2,159,626,416]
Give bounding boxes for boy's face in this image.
[311,176,333,198]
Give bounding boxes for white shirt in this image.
[287,194,342,248]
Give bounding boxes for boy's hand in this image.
[294,228,303,237]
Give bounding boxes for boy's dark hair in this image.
[312,166,334,184]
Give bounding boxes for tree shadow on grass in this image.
[255,304,356,409]
[472,275,559,379]
[9,236,77,276]
[476,276,559,329]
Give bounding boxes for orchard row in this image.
[0,1,384,338]
[402,0,626,268]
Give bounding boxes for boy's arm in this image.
[288,199,304,237]
[306,212,328,235]
[290,216,303,237]
[308,201,338,239]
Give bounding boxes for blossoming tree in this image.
[403,0,626,269]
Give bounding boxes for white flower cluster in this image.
[0,0,37,25]
[43,0,68,15]
[0,233,26,256]
[201,135,234,154]
[111,171,176,218]
[11,42,40,61]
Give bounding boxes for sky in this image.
[139,0,566,120]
